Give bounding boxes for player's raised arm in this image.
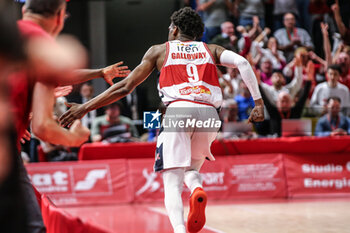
[59,45,162,127]
[60,61,131,86]
[209,44,264,123]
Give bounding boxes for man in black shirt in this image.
[260,80,311,136]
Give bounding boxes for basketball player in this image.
[12,1,129,232]
[60,7,264,233]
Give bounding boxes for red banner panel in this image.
[78,142,156,160]
[128,158,232,202]
[199,157,231,200]
[128,159,164,202]
[284,153,350,198]
[26,160,132,207]
[128,155,286,202]
[226,154,287,199]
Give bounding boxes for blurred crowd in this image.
[183,0,350,140]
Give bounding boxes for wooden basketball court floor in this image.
[64,198,350,233]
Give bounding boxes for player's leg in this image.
[185,135,208,233]
[162,167,186,233]
[185,126,217,193]
[155,106,193,233]
[184,158,204,194]
[185,112,219,233]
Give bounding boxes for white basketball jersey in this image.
[158,40,223,108]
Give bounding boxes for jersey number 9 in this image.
[186,64,199,83]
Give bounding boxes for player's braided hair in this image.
[170,7,204,40]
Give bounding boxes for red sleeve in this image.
[239,36,252,58]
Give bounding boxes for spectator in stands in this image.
[273,0,298,31]
[334,52,350,90]
[219,67,241,99]
[219,99,256,139]
[91,102,139,143]
[236,17,261,55]
[220,99,239,122]
[259,56,303,104]
[235,80,255,121]
[310,65,350,115]
[258,57,274,85]
[315,97,350,136]
[197,0,232,41]
[274,13,314,62]
[77,83,104,129]
[321,22,350,90]
[210,21,238,52]
[252,35,287,70]
[260,74,312,136]
[210,21,253,57]
[235,0,266,28]
[283,47,326,85]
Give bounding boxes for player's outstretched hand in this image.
[54,85,73,98]
[59,102,86,128]
[102,61,131,85]
[248,99,264,123]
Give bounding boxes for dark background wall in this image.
[62,1,90,49]
[105,0,181,110]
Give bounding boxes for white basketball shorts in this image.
[154,100,220,172]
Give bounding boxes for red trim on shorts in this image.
[203,43,216,65]
[170,99,215,108]
[161,42,170,71]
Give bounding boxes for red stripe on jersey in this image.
[161,42,170,70]
[159,63,219,88]
[203,43,216,64]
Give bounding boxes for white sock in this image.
[184,170,203,194]
[162,168,186,233]
[174,225,186,233]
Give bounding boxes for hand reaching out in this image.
[320,22,329,36]
[331,0,340,14]
[253,16,260,28]
[54,85,73,98]
[102,61,131,86]
[236,25,247,34]
[59,102,86,127]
